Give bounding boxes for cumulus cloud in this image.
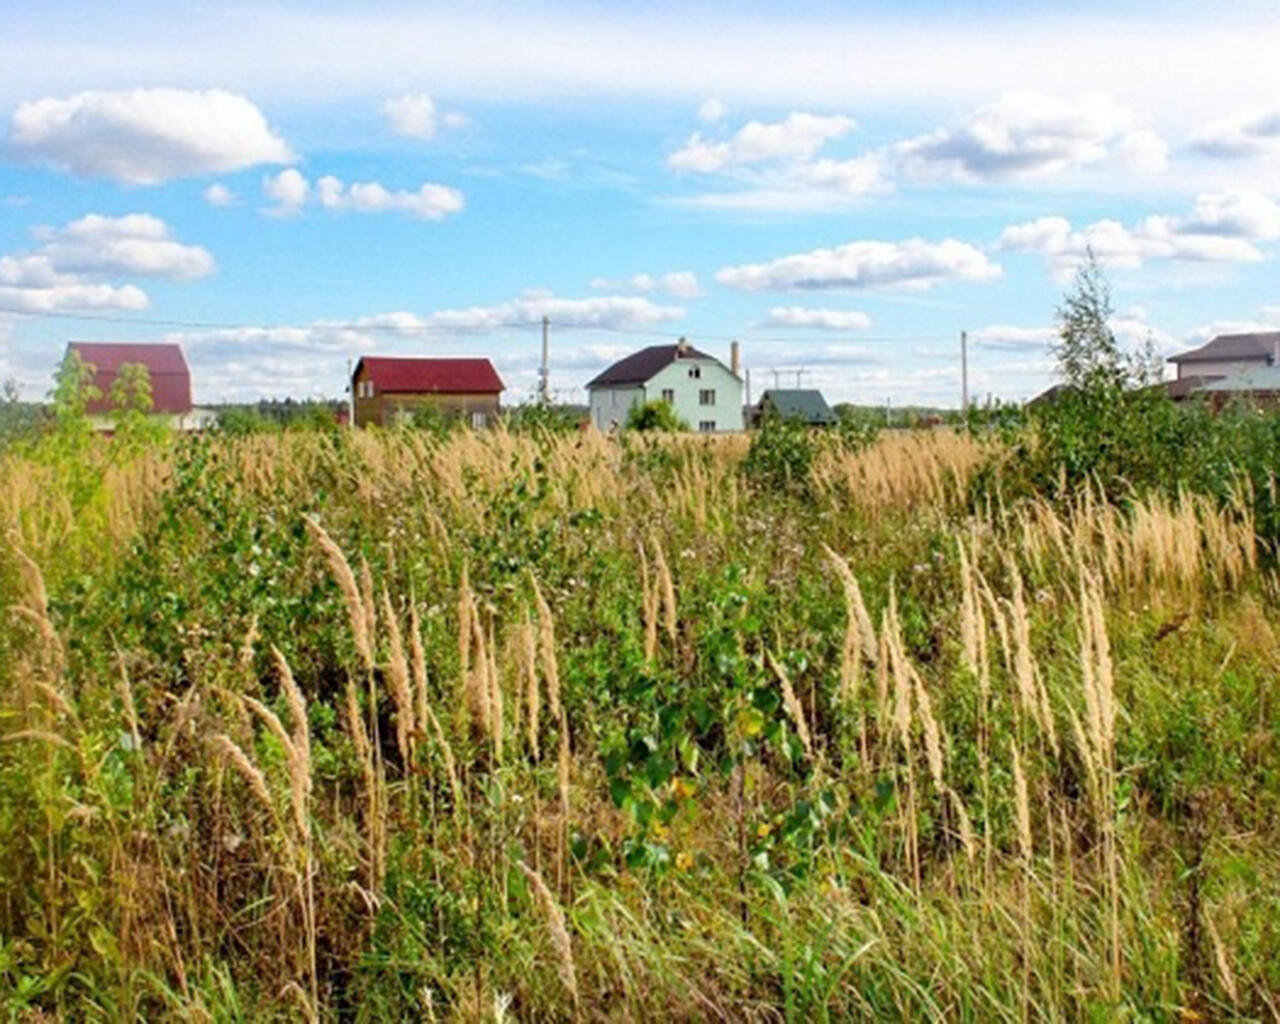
[382,93,468,139]
[590,271,702,298]
[894,91,1167,181]
[263,169,310,215]
[669,112,856,173]
[35,213,215,280]
[204,183,235,207]
[1191,108,1280,159]
[698,97,728,124]
[8,88,293,185]
[999,189,1280,276]
[716,238,1001,292]
[263,170,463,219]
[763,307,872,331]
[0,212,211,314]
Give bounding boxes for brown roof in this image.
[586,343,719,389]
[1168,331,1280,364]
[1166,374,1220,400]
[66,342,192,415]
[354,356,504,394]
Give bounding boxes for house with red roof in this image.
[351,356,504,428]
[65,341,216,431]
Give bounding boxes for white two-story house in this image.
[586,339,744,433]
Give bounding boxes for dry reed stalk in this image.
[209,733,277,824]
[529,572,562,720]
[359,557,377,647]
[1008,563,1039,723]
[947,786,976,862]
[458,563,473,691]
[273,647,312,831]
[380,590,416,764]
[466,615,492,742]
[1204,911,1239,1008]
[651,536,678,644]
[766,650,815,760]
[521,619,540,761]
[304,516,373,670]
[239,613,260,672]
[410,603,429,740]
[957,540,981,675]
[1010,739,1032,863]
[115,654,142,752]
[821,544,874,703]
[637,540,658,665]
[557,709,571,894]
[912,666,946,791]
[487,619,504,762]
[517,861,579,1008]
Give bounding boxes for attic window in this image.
[688,366,701,379]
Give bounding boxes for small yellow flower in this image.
[756,822,772,840]
[674,851,693,871]
[670,777,696,800]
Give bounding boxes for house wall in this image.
[1178,357,1268,379]
[588,385,644,431]
[644,356,743,432]
[355,391,500,427]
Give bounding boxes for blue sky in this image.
[3,1,1280,406]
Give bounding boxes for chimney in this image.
[676,336,689,356]
[730,340,741,377]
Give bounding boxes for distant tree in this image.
[51,348,99,424]
[626,400,687,432]
[110,362,170,447]
[1053,250,1126,394]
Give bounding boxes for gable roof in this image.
[760,389,837,424]
[355,356,504,394]
[1168,331,1280,364]
[66,342,192,415]
[586,343,722,389]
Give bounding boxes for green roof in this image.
[760,389,837,424]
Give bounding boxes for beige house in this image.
[351,357,504,427]
[1168,331,1280,382]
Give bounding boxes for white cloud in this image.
[1183,318,1280,344]
[204,183,235,207]
[382,93,466,140]
[716,238,1001,292]
[1191,107,1280,158]
[999,189,1280,276]
[591,271,702,298]
[264,170,464,219]
[698,97,728,124]
[0,212,211,314]
[424,291,683,332]
[263,168,310,214]
[763,307,872,331]
[8,88,292,185]
[35,213,215,280]
[894,91,1167,182]
[669,112,856,173]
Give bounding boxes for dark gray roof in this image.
[1168,331,1280,364]
[585,344,718,389]
[760,389,837,424]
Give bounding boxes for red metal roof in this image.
[67,342,192,415]
[355,356,504,394]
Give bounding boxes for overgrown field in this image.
[2,425,1278,1020]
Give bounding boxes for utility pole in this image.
[794,369,804,388]
[745,367,752,407]
[538,315,551,404]
[960,330,969,413]
[346,357,355,428]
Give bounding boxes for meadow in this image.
[1,416,1278,1020]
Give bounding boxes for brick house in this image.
[351,356,504,427]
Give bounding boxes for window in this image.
[661,388,675,404]
[699,420,716,433]
[687,366,701,379]
[471,411,487,429]
[356,379,373,399]
[699,389,716,406]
